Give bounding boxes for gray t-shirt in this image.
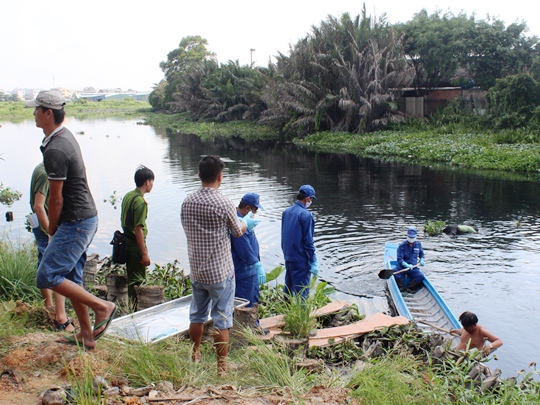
[41,127,97,222]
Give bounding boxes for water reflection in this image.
[1,118,539,377]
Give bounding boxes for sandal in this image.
[54,318,75,332]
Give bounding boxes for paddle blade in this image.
[378,269,395,279]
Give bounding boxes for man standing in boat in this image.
[281,185,318,297]
[181,156,260,375]
[394,227,425,293]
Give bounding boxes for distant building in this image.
[75,93,106,102]
[74,92,149,102]
[395,87,487,117]
[51,87,74,100]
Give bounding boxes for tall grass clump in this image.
[281,292,317,339]
[348,354,447,404]
[116,339,199,387]
[0,236,41,301]
[238,328,313,395]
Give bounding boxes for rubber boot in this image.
[396,278,407,292]
[406,280,422,294]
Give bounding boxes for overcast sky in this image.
[2,0,539,92]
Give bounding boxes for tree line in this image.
[149,6,540,137]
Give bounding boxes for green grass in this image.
[0,99,151,122]
[116,338,197,387]
[0,302,27,345]
[0,235,41,301]
[65,354,107,405]
[348,354,447,404]
[144,112,279,141]
[281,292,317,338]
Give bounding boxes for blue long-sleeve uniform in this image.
[281,201,316,296]
[281,201,316,263]
[394,240,425,286]
[231,211,260,306]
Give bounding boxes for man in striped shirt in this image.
[181,156,260,375]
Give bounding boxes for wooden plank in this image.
[312,300,350,317]
[309,336,347,347]
[309,313,409,345]
[259,315,284,330]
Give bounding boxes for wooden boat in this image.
[384,241,461,334]
[105,295,249,343]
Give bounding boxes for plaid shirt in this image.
[181,187,244,284]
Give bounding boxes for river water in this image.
[1,117,539,378]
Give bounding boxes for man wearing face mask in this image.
[393,227,425,293]
[281,185,318,297]
[231,193,266,331]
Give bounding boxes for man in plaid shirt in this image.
[181,155,260,375]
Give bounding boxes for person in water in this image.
[450,311,503,355]
[442,224,478,236]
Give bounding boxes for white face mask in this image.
[407,237,416,243]
[305,200,312,209]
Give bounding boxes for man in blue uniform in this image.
[281,185,318,297]
[231,193,266,328]
[394,227,425,293]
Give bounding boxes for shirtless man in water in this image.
[450,311,503,355]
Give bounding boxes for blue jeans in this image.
[190,272,235,330]
[32,227,49,266]
[284,260,311,298]
[36,216,98,289]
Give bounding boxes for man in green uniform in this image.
[121,165,154,307]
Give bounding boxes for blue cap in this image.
[407,227,418,238]
[241,193,264,210]
[298,185,316,199]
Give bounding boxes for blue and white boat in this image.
[384,241,461,334]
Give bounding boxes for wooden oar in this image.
[416,320,461,336]
[378,263,420,279]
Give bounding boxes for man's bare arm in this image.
[47,180,64,236]
[33,191,49,234]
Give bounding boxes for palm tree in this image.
[261,8,413,135]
